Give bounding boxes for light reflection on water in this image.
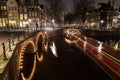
[104,40,120,50]
[50,41,58,57]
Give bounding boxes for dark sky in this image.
[64,0,108,12]
[39,0,120,12]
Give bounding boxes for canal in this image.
[33,30,112,80]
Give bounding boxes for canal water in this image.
[33,31,112,80]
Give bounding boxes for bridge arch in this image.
[35,32,45,62]
[19,41,36,80]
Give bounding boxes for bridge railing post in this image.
[2,42,8,60]
[12,35,15,46]
[24,30,26,38]
[8,38,12,52]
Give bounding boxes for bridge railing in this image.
[0,28,36,73]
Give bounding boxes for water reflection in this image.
[104,40,120,50]
[98,42,103,53]
[50,42,58,57]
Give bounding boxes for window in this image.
[2,18,6,26]
[9,13,12,17]
[20,14,23,20]
[1,6,7,10]
[19,8,22,12]
[24,14,28,20]
[32,12,34,17]
[24,8,27,13]
[29,12,31,17]
[1,6,3,10]
[35,12,37,17]
[4,6,6,10]
[118,15,120,19]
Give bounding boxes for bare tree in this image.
[45,0,65,23]
[74,0,95,24]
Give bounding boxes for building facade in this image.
[7,0,18,27]
[0,0,8,28]
[18,0,41,28]
[0,0,49,28]
[112,6,120,28]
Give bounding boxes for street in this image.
[34,29,112,80]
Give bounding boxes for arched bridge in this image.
[2,31,49,80]
[1,28,120,80]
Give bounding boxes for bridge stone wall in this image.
[2,32,45,80]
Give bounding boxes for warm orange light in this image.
[37,53,43,62]
[21,55,36,80]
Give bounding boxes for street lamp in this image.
[52,19,55,23]
[29,19,32,22]
[101,20,104,24]
[52,19,55,29]
[100,20,104,28]
[85,20,88,29]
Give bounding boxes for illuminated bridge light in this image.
[65,38,72,44]
[21,55,36,80]
[37,52,44,62]
[44,42,48,52]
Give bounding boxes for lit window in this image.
[2,18,5,26]
[9,13,12,16]
[24,14,28,20]
[118,15,120,18]
[4,6,6,10]
[20,14,23,20]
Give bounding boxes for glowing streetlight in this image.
[29,19,31,22]
[100,20,104,24]
[52,19,55,23]
[100,20,104,27]
[85,20,88,23]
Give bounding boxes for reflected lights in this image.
[84,41,87,51]
[98,42,103,53]
[50,42,58,57]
